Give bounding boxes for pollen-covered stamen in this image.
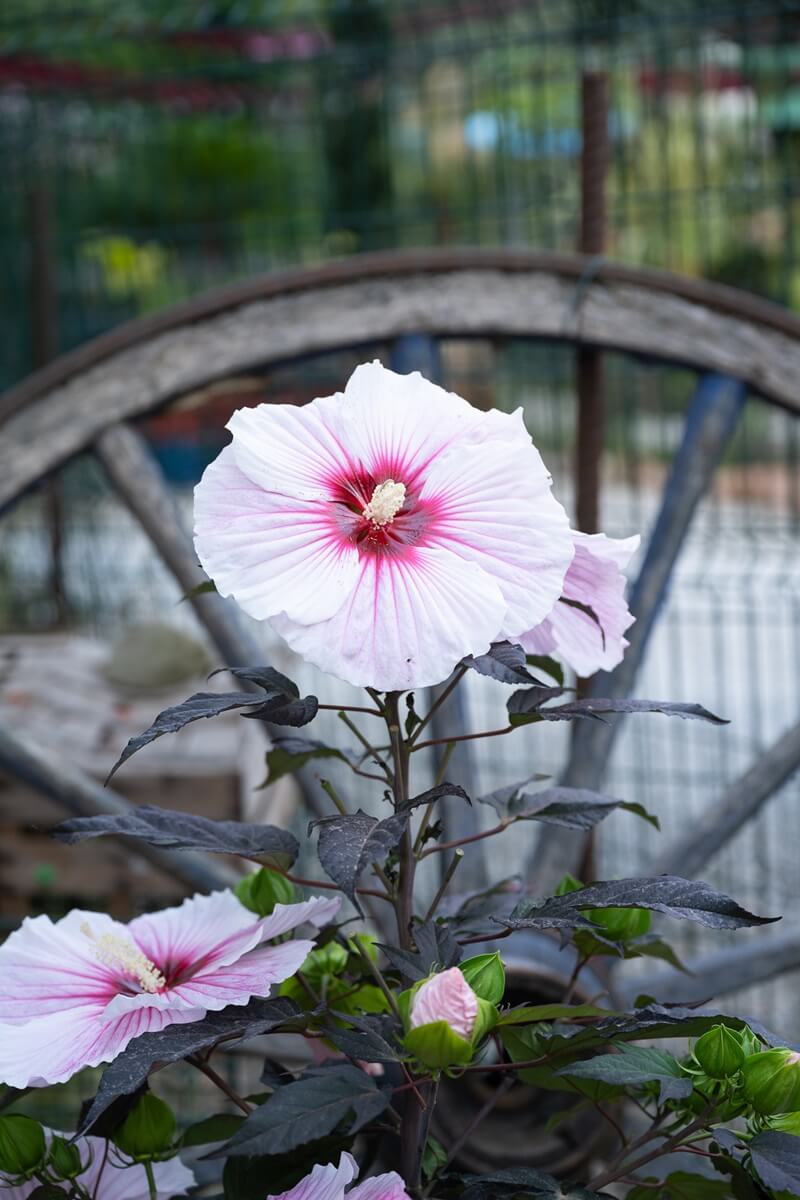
[81,921,166,993]
[362,479,406,527]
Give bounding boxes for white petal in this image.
[129,888,264,975]
[519,532,639,676]
[268,1152,359,1200]
[194,446,359,624]
[168,940,313,1011]
[339,362,484,483]
[226,393,353,501]
[349,1174,412,1200]
[258,895,341,940]
[272,545,506,690]
[0,910,133,1022]
[79,1137,195,1200]
[422,409,573,637]
[0,1002,201,1088]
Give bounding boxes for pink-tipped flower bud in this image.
[410,967,479,1041]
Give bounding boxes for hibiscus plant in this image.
[1,363,799,1199]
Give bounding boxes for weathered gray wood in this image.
[616,932,800,1008]
[94,423,267,671]
[94,423,327,822]
[652,720,800,879]
[4,254,800,509]
[0,721,237,893]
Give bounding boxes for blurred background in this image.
[1,0,800,1123]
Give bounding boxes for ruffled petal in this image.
[339,362,484,484]
[271,545,506,690]
[422,408,573,638]
[168,940,313,1011]
[519,532,639,676]
[268,1152,358,1200]
[0,1001,202,1088]
[349,1174,412,1200]
[257,895,341,941]
[129,889,265,978]
[194,446,359,624]
[226,394,354,501]
[0,910,135,1021]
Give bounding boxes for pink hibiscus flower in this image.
[194,361,574,690]
[520,531,640,676]
[269,1153,409,1200]
[0,891,339,1088]
[1,1132,194,1200]
[409,967,479,1041]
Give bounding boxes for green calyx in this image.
[0,1115,47,1178]
[235,866,296,917]
[403,1021,474,1070]
[113,1094,177,1161]
[693,1025,747,1079]
[742,1049,800,1115]
[48,1136,84,1181]
[459,953,506,1004]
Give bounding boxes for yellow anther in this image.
[81,922,165,993]
[362,480,406,527]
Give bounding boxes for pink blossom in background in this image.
[409,967,478,1041]
[0,891,339,1088]
[519,530,640,676]
[194,361,574,690]
[269,1152,410,1200]
[0,1131,194,1200]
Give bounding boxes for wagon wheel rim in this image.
[1,246,799,1003]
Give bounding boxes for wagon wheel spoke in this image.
[528,371,747,892]
[0,720,236,894]
[617,931,800,1009]
[651,718,800,880]
[93,422,266,671]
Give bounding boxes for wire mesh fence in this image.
[1,1,800,1035]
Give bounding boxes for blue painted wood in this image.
[389,332,443,379]
[528,371,747,886]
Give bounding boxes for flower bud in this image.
[235,867,296,917]
[0,1115,46,1177]
[48,1135,83,1181]
[586,905,651,942]
[742,1049,800,1115]
[404,967,480,1070]
[694,1025,746,1079]
[113,1095,176,1160]
[410,967,478,1041]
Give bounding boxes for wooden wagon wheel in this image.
[2,247,800,1007]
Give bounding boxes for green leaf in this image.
[525,655,564,685]
[179,1114,244,1148]
[460,953,505,1003]
[659,1173,733,1200]
[261,736,353,788]
[559,1045,693,1103]
[626,935,691,973]
[498,1003,611,1025]
[235,867,296,917]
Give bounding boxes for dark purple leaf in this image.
[53,805,299,867]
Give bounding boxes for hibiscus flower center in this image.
[361,479,406,527]
[81,922,166,993]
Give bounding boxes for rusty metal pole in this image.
[29,182,67,627]
[575,71,609,535]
